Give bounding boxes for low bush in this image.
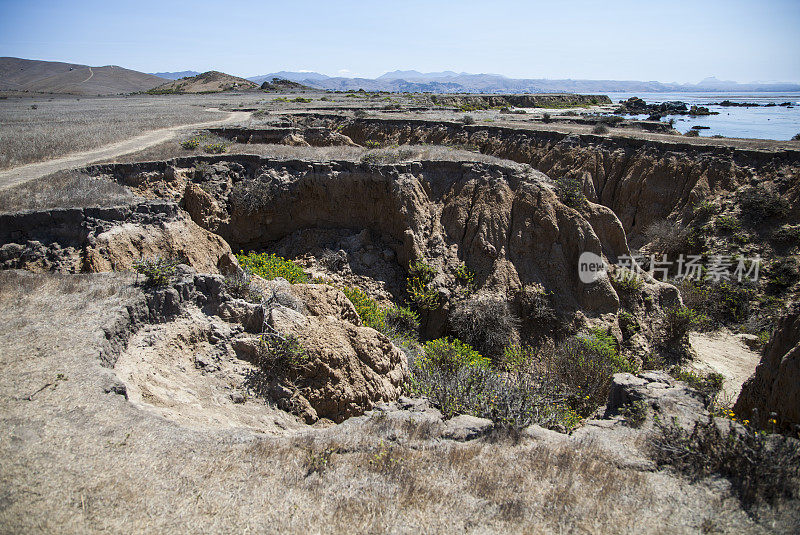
[662,305,706,346]
[449,296,520,359]
[684,129,700,137]
[737,186,789,224]
[644,220,690,256]
[620,400,648,428]
[592,124,609,134]
[611,268,644,294]
[714,214,741,232]
[793,132,800,141]
[649,416,800,510]
[765,258,800,294]
[461,115,476,125]
[255,331,308,375]
[384,305,419,338]
[556,177,586,209]
[408,328,635,430]
[542,112,552,123]
[454,263,475,292]
[223,271,263,302]
[236,251,309,284]
[692,200,719,219]
[133,256,177,287]
[340,286,386,332]
[514,284,556,323]
[672,368,724,405]
[203,142,227,154]
[180,138,201,150]
[406,261,439,310]
[618,310,640,340]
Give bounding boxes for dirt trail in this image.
[689,330,761,402]
[0,108,252,191]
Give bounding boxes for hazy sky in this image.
[1,0,798,82]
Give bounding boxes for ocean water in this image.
[600,92,800,141]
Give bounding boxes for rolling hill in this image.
[149,70,201,80]
[148,71,258,94]
[0,57,167,95]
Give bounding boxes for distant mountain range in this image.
[4,57,799,96]
[245,71,800,93]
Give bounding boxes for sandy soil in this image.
[689,330,761,402]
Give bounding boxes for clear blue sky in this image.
[1,0,798,82]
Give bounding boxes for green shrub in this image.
[662,306,706,346]
[420,337,490,374]
[406,261,439,310]
[461,115,476,125]
[236,251,309,283]
[340,286,386,332]
[620,400,648,428]
[611,268,644,293]
[714,214,741,232]
[692,200,719,219]
[649,416,800,510]
[454,263,475,292]
[556,178,586,209]
[737,186,789,224]
[256,332,308,373]
[291,97,312,103]
[684,129,700,137]
[766,258,800,294]
[618,310,640,339]
[384,305,419,338]
[133,256,177,287]
[364,140,381,149]
[673,368,724,404]
[202,142,227,154]
[407,339,576,429]
[542,112,552,123]
[180,138,201,150]
[513,284,556,323]
[592,124,609,134]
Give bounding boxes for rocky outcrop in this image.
[428,94,611,109]
[735,305,800,432]
[119,272,408,424]
[0,200,233,274]
[91,157,635,319]
[323,118,800,242]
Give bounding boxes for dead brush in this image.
[650,415,800,510]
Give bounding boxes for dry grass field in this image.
[0,94,238,170]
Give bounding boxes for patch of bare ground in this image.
[0,270,791,533]
[689,330,762,401]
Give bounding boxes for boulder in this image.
[442,415,494,441]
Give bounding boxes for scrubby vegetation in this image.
[133,256,177,287]
[650,416,800,510]
[555,177,586,208]
[406,260,439,310]
[407,329,635,431]
[236,251,309,283]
